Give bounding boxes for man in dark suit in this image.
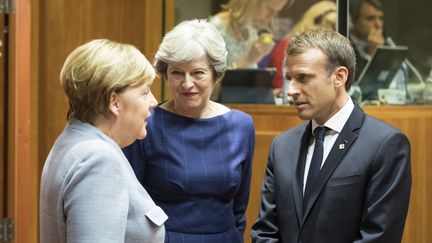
[250,29,411,243]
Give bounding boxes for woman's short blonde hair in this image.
[223,0,294,25]
[290,1,337,34]
[222,0,262,24]
[60,39,155,123]
[154,19,227,82]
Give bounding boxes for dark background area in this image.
[379,0,432,76]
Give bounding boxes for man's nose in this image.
[287,81,300,97]
[374,17,383,28]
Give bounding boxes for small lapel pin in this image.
[339,139,348,150]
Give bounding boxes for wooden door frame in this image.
[7,0,39,242]
[161,0,175,101]
[0,2,6,220]
[144,1,165,101]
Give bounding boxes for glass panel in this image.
[348,0,432,104]
[171,0,341,104]
[170,0,432,105]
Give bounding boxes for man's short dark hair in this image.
[350,0,383,22]
[286,29,356,91]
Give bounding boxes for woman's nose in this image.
[182,74,194,88]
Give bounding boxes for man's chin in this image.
[297,111,312,121]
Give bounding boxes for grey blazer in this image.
[40,119,167,243]
[251,103,411,243]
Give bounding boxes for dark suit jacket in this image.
[251,104,411,243]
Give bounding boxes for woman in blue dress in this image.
[123,19,255,242]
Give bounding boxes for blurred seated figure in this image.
[349,0,386,77]
[269,1,337,96]
[210,0,289,69]
[210,0,290,100]
[350,0,414,103]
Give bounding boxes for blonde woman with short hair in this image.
[40,39,167,243]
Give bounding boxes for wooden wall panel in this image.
[5,1,165,242]
[160,0,175,101]
[365,106,432,243]
[37,0,164,170]
[229,104,432,243]
[245,132,274,239]
[0,10,5,218]
[7,0,38,242]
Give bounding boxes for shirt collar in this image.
[311,96,354,134]
[350,35,372,61]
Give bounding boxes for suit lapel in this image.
[302,104,365,223]
[292,122,312,223]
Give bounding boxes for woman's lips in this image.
[182,92,198,97]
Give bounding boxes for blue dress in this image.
[123,107,255,243]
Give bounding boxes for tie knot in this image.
[314,126,327,141]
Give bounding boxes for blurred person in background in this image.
[349,0,385,77]
[350,0,414,103]
[210,0,292,99]
[269,0,337,97]
[210,0,292,69]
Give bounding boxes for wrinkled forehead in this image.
[285,48,327,67]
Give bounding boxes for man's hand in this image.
[367,27,385,54]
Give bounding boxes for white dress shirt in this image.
[303,96,355,193]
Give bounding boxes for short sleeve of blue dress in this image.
[123,107,255,243]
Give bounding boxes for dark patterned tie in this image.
[304,126,327,208]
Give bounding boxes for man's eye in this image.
[298,75,306,83]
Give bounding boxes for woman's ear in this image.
[333,66,348,88]
[109,92,121,116]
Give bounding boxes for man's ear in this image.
[333,66,348,88]
[109,92,121,116]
